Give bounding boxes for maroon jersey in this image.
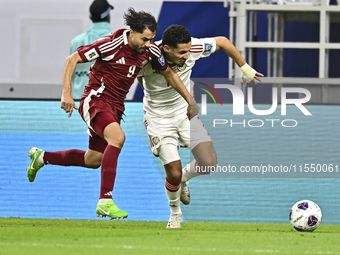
[77,28,167,112]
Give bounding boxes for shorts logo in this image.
[152,136,160,145]
[158,54,165,66]
[204,43,213,53]
[85,48,99,61]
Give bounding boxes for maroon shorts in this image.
[78,97,123,153]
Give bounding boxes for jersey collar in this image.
[123,30,129,45]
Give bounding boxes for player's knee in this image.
[87,162,101,169]
[115,132,125,147]
[85,159,101,169]
[197,155,217,174]
[85,153,102,169]
[86,158,102,169]
[207,155,218,169]
[167,171,182,184]
[164,161,182,183]
[103,123,126,148]
[106,131,125,147]
[198,157,217,168]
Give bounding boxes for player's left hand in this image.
[187,97,199,120]
[240,63,264,86]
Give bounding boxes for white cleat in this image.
[180,181,190,205]
[166,212,182,229]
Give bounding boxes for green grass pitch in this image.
[0,218,339,255]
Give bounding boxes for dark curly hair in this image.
[162,25,191,48]
[124,7,158,33]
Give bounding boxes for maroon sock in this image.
[100,145,121,199]
[44,150,86,167]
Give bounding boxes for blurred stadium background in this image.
[0,0,339,224]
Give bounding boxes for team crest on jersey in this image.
[140,60,149,68]
[158,54,165,66]
[204,43,213,53]
[152,136,160,145]
[177,64,187,72]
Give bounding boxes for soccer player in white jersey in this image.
[138,25,263,228]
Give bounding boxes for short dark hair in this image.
[90,0,113,22]
[162,25,191,48]
[124,7,158,33]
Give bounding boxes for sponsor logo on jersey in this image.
[158,54,165,66]
[177,64,187,72]
[85,48,99,61]
[152,136,160,145]
[204,43,213,53]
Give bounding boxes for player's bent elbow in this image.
[65,52,83,66]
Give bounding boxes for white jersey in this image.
[139,37,217,117]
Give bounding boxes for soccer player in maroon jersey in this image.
[26,8,199,220]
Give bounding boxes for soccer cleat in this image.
[180,181,190,205]
[27,147,44,182]
[96,200,128,220]
[166,212,182,229]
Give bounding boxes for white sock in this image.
[168,196,181,214]
[165,178,182,214]
[39,151,45,165]
[98,198,111,205]
[182,160,200,182]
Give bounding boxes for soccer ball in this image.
[289,200,322,232]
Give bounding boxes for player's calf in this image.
[180,181,190,205]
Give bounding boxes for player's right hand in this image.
[61,93,78,118]
[188,97,199,120]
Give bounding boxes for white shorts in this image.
[144,112,211,165]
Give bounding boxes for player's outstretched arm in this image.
[214,36,264,86]
[160,66,199,119]
[61,52,83,117]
